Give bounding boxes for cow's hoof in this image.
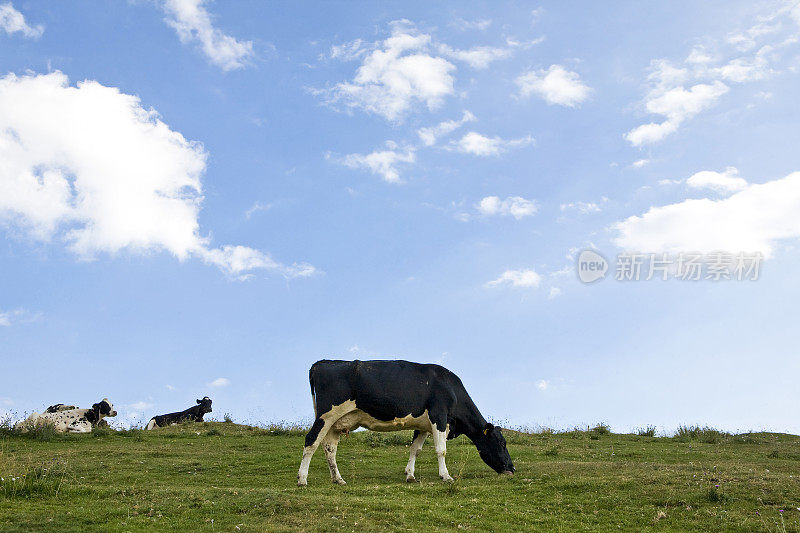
[333,478,347,485]
[406,475,416,483]
[440,475,454,482]
[297,479,308,487]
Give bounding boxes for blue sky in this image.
[2,1,800,434]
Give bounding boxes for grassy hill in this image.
[2,422,800,531]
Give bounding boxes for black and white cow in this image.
[145,397,213,430]
[15,399,117,433]
[297,359,514,486]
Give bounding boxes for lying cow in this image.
[145,397,212,430]
[297,359,514,486]
[15,399,117,433]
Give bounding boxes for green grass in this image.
[2,422,800,532]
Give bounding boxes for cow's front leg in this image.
[431,425,453,482]
[405,430,428,482]
[322,430,346,485]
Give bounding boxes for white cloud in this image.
[477,196,538,219]
[166,384,176,391]
[129,401,154,411]
[341,144,416,183]
[613,170,800,258]
[0,72,313,279]
[560,199,606,214]
[0,2,42,38]
[535,379,549,391]
[626,5,800,146]
[632,158,651,168]
[712,55,770,82]
[328,39,367,61]
[516,64,591,107]
[486,269,541,288]
[244,201,271,219]
[686,167,748,193]
[0,308,35,326]
[624,81,728,146]
[162,0,253,71]
[208,377,230,387]
[417,111,476,146]
[548,288,561,300]
[450,18,492,31]
[322,21,456,121]
[437,43,512,69]
[452,131,534,156]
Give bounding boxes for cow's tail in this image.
[309,365,317,418]
[145,418,156,431]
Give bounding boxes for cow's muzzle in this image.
[501,470,514,476]
[109,411,118,417]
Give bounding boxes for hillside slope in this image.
[2,423,799,531]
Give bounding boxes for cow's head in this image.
[91,398,117,421]
[197,397,213,414]
[476,423,514,475]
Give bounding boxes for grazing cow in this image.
[297,359,515,486]
[145,397,212,430]
[15,399,117,433]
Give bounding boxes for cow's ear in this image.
[483,422,494,435]
[92,403,101,410]
[196,399,202,404]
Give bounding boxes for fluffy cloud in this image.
[486,269,541,288]
[0,309,36,326]
[452,131,534,156]
[477,196,538,219]
[613,170,800,258]
[341,144,416,183]
[624,81,728,146]
[0,310,13,326]
[0,71,313,279]
[437,43,512,69]
[626,5,800,146]
[450,18,492,31]
[328,39,367,61]
[0,2,42,38]
[712,55,770,83]
[208,377,230,387]
[322,22,456,121]
[535,379,549,391]
[417,111,475,146]
[686,167,748,193]
[516,65,591,107]
[162,0,253,71]
[560,199,606,214]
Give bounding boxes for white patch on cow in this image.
[145,418,157,431]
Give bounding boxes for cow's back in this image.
[310,359,459,421]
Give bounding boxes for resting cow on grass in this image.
[297,359,515,486]
[145,397,212,430]
[15,399,117,433]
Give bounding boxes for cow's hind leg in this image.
[323,430,346,485]
[298,418,331,486]
[405,430,428,482]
